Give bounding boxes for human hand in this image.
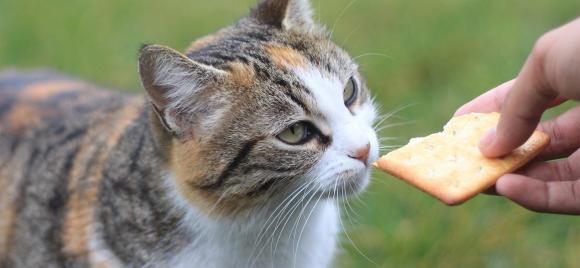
[455,18,580,215]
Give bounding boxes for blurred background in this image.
[1,0,579,267]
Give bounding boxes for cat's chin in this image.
[316,169,370,199]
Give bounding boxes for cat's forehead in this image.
[185,21,355,79]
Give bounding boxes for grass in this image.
[1,0,579,267]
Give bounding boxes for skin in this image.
[455,17,580,215]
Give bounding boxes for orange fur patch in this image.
[2,104,51,133]
[62,98,144,259]
[169,139,230,215]
[0,146,27,258]
[265,45,307,69]
[169,139,260,217]
[0,201,16,258]
[228,61,255,87]
[186,30,227,53]
[19,81,82,102]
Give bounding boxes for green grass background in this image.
[1,0,579,267]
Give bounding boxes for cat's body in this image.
[0,71,339,268]
[0,1,379,267]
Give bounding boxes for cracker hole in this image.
[405,155,416,164]
[448,154,457,162]
[427,168,437,177]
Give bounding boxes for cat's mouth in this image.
[317,168,370,199]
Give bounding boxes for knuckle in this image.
[531,33,557,64]
[547,118,564,143]
[557,160,573,181]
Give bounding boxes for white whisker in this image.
[352,52,392,61]
[330,0,358,39]
[336,182,376,265]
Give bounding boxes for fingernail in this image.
[479,128,496,150]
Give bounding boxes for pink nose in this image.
[349,143,370,164]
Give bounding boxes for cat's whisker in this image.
[379,144,402,149]
[292,182,325,268]
[374,114,414,132]
[376,120,416,133]
[378,142,400,148]
[352,52,393,61]
[288,179,322,255]
[205,191,228,216]
[254,180,314,262]
[340,24,362,47]
[267,167,332,251]
[369,176,392,188]
[351,192,368,209]
[329,0,358,39]
[270,184,317,265]
[373,102,418,128]
[252,180,310,246]
[341,180,360,230]
[272,176,322,257]
[269,186,312,264]
[248,180,313,267]
[379,146,403,153]
[378,136,400,141]
[336,184,376,265]
[342,183,362,220]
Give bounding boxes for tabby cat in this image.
[0,0,379,267]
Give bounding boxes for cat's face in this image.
[139,0,378,214]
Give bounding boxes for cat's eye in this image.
[277,122,315,145]
[343,77,358,107]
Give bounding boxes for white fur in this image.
[154,175,339,268]
[293,66,379,191]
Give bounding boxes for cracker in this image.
[374,112,550,205]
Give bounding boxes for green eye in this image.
[343,77,358,107]
[277,122,314,145]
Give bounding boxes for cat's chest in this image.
[166,201,339,268]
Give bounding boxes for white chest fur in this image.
[166,200,339,268]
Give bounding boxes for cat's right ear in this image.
[251,0,314,30]
[138,44,227,137]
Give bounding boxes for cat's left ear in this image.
[251,0,314,30]
[138,44,227,137]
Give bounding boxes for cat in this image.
[0,0,379,267]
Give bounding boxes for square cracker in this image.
[374,112,550,205]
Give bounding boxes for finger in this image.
[454,81,566,117]
[480,41,559,158]
[496,174,580,215]
[454,80,514,116]
[518,149,580,181]
[537,105,580,159]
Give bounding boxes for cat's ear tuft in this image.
[251,0,314,30]
[138,44,227,136]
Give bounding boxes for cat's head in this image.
[139,0,378,215]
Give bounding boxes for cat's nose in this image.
[348,143,370,164]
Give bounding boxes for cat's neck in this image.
[165,181,340,268]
